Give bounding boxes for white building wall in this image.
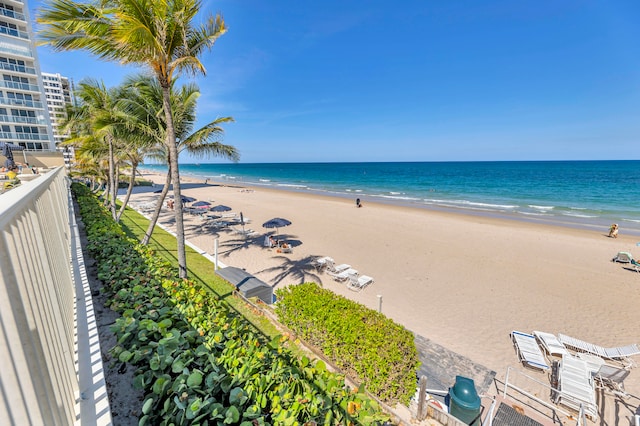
[0,0,55,152]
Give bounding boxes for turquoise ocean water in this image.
[142,161,640,236]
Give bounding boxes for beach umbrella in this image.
[1,142,24,168]
[192,201,212,208]
[170,194,196,203]
[262,217,291,234]
[210,204,232,212]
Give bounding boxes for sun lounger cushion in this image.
[511,331,550,371]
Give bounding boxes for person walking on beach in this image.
[608,223,619,238]
[356,198,362,208]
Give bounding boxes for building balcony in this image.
[0,25,29,39]
[0,97,44,109]
[0,44,32,58]
[0,113,46,125]
[0,131,50,141]
[0,168,112,424]
[0,79,39,92]
[0,60,36,74]
[0,6,26,22]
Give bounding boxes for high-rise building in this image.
[42,72,72,146]
[0,0,54,153]
[42,72,74,166]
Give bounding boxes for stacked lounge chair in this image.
[511,331,550,371]
[557,334,640,367]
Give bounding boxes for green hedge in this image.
[275,283,419,405]
[73,183,390,425]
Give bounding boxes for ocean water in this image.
[142,161,640,236]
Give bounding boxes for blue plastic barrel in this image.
[448,375,481,425]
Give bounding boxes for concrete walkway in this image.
[415,333,496,394]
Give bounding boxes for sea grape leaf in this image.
[187,371,203,388]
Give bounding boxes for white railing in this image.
[0,168,111,425]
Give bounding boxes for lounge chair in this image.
[593,364,630,397]
[325,260,351,274]
[612,252,633,263]
[631,259,640,273]
[312,256,334,271]
[553,354,598,420]
[234,227,255,237]
[533,331,570,358]
[330,268,358,282]
[557,333,640,367]
[574,353,631,397]
[511,331,550,371]
[347,275,374,291]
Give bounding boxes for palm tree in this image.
[120,74,238,244]
[61,79,125,219]
[38,0,227,278]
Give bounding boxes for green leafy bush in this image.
[72,183,390,425]
[275,283,419,405]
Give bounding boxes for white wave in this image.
[561,212,597,218]
[277,183,309,189]
[528,205,555,211]
[259,179,271,182]
[431,199,518,210]
[389,191,403,195]
[519,211,553,217]
[374,194,421,201]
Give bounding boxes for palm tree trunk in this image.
[161,85,188,278]
[116,162,137,222]
[101,181,109,205]
[141,167,171,245]
[108,136,117,220]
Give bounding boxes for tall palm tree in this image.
[120,74,238,244]
[38,0,227,278]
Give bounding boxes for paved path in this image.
[415,334,496,394]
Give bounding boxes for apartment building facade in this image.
[0,0,54,153]
[42,72,71,146]
[42,71,74,166]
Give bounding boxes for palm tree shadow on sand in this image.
[256,255,324,288]
[217,235,263,257]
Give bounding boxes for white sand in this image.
[129,172,640,423]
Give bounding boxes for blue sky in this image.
[30,0,640,163]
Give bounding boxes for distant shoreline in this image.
[141,167,640,238]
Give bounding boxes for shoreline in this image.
[130,169,640,423]
[145,167,640,238]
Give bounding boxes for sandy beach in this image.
[128,171,640,423]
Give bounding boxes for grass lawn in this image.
[118,205,282,339]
